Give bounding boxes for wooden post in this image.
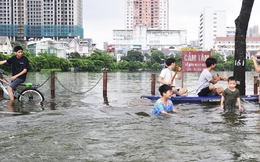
[0,74,3,99]
[151,74,155,95]
[51,71,55,98]
[103,69,109,105]
[51,102,56,110]
[254,76,258,95]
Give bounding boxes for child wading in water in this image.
[220,76,243,113]
[152,84,178,117]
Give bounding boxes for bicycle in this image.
[0,71,44,104]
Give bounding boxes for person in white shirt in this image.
[158,58,188,96]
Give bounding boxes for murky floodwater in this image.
[0,71,260,161]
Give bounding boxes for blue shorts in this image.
[9,78,24,89]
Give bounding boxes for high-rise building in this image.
[125,0,169,30]
[198,7,226,50]
[0,0,83,41]
[226,26,235,37]
[247,25,259,37]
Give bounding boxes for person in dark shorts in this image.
[196,57,223,96]
[0,46,29,101]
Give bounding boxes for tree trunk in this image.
[234,0,254,95]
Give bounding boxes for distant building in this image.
[198,7,227,50]
[214,37,260,59]
[27,38,95,58]
[125,0,169,30]
[66,38,96,56]
[27,38,67,58]
[247,25,259,37]
[226,26,236,37]
[111,0,186,52]
[113,25,187,50]
[107,44,115,52]
[0,36,12,54]
[189,40,199,47]
[0,0,83,41]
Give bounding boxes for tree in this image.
[173,54,182,68]
[150,50,165,65]
[124,50,144,62]
[128,61,142,71]
[224,55,235,71]
[70,52,81,58]
[234,0,254,95]
[59,58,72,71]
[88,50,117,71]
[151,62,161,70]
[118,60,129,70]
[211,51,225,64]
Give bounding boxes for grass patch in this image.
[41,69,62,72]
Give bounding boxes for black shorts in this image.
[198,86,217,96]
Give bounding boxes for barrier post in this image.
[254,75,258,95]
[151,74,155,95]
[102,68,109,105]
[0,74,3,99]
[51,71,55,98]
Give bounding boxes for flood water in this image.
[0,71,260,161]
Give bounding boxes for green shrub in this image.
[41,69,62,72]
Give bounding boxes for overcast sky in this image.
[83,0,260,49]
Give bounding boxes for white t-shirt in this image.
[196,69,212,94]
[159,68,178,86]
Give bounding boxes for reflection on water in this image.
[0,71,260,161]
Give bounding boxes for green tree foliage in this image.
[173,54,182,67]
[151,62,161,70]
[128,61,142,71]
[141,62,148,69]
[88,50,117,71]
[246,58,253,71]
[59,58,72,71]
[33,55,49,71]
[150,50,165,66]
[211,51,225,64]
[70,52,81,58]
[123,50,144,62]
[223,55,234,71]
[0,53,11,72]
[118,60,129,70]
[0,47,255,73]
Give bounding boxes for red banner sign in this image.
[182,51,211,72]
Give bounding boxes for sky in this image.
[83,0,260,49]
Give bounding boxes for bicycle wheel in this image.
[18,89,44,104]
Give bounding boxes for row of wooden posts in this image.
[0,71,258,103]
[103,73,260,103]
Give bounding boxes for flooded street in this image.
[0,71,260,161]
